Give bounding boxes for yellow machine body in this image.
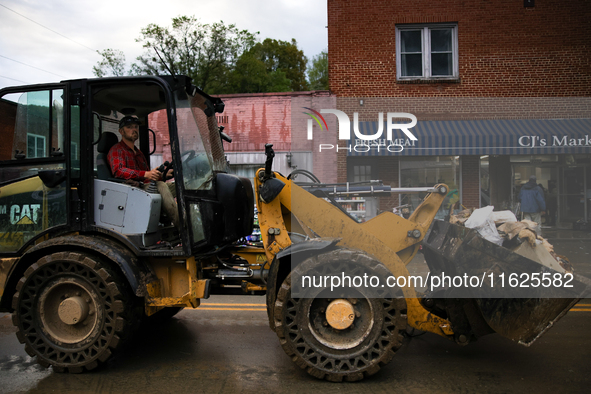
[253,169,455,339]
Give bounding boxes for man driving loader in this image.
[108,115,180,229]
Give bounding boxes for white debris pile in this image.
[464,205,505,246]
[449,206,573,273]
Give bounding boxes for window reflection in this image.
[400,156,460,219]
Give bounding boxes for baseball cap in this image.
[119,115,141,128]
[529,175,537,182]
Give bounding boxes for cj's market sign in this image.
[519,135,591,148]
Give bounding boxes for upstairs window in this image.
[396,24,459,81]
[27,133,46,158]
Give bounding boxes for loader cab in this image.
[85,76,254,256]
[0,76,254,258]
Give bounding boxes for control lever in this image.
[159,161,172,180]
[147,161,170,194]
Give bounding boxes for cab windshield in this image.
[175,89,227,191]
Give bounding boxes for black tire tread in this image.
[273,248,407,382]
[11,251,139,373]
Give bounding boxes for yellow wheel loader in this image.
[0,75,588,380]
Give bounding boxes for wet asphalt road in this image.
[1,297,590,394]
[0,233,590,393]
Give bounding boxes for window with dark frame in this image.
[347,158,379,184]
[396,23,458,81]
[27,133,46,158]
[353,165,372,183]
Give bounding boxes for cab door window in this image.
[0,88,67,253]
[1,89,65,161]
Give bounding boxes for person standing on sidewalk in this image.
[519,175,546,234]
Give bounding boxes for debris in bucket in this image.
[464,206,504,246]
[449,207,474,225]
[448,206,573,273]
[497,220,538,245]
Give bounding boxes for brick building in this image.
[211,91,337,183]
[327,0,591,225]
[0,99,17,163]
[149,91,337,184]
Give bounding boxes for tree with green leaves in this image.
[227,38,308,93]
[239,38,308,91]
[92,49,126,78]
[308,50,328,90]
[93,18,310,94]
[132,17,257,93]
[228,55,291,93]
[93,17,257,93]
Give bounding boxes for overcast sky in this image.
[0,0,328,90]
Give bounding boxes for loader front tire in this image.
[274,249,407,382]
[11,252,136,373]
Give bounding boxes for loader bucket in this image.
[421,220,591,346]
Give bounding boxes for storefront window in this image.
[399,156,460,219]
[509,155,591,227]
[559,165,586,224]
[353,165,372,182]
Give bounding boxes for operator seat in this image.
[96,132,119,180]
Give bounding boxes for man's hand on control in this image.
[144,168,162,181]
[165,169,174,180]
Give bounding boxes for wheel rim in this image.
[39,278,99,344]
[275,250,408,380]
[15,258,121,368]
[307,296,374,350]
[325,299,357,330]
[285,295,404,372]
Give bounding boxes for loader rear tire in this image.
[274,249,407,382]
[11,252,136,373]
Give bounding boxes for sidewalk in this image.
[541,227,591,278]
[541,226,591,241]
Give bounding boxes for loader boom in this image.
[254,167,456,338]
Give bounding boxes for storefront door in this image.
[512,160,589,227]
[511,163,558,224]
[559,165,588,224]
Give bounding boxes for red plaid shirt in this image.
[107,140,149,182]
